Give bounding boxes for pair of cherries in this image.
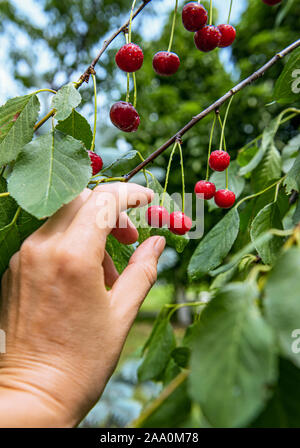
[146,206,192,236]
[115,41,180,77]
[110,38,181,133]
[110,42,143,133]
[194,150,235,209]
[182,2,236,52]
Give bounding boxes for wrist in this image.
[0,354,84,428]
[0,383,75,428]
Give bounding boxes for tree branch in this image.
[124,38,300,181]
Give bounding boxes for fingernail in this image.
[145,188,154,201]
[154,236,166,256]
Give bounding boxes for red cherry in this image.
[146,206,169,228]
[153,51,180,76]
[194,25,222,52]
[115,43,144,73]
[217,24,236,48]
[182,2,208,32]
[169,211,192,235]
[214,189,236,209]
[110,101,140,133]
[88,150,103,175]
[194,180,216,200]
[209,150,231,172]
[262,0,281,5]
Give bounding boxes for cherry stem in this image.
[274,181,281,202]
[128,0,137,43]
[177,141,185,213]
[235,176,286,209]
[209,0,213,26]
[124,33,131,103]
[161,141,178,207]
[143,169,149,188]
[167,301,206,320]
[219,96,233,152]
[145,169,155,181]
[126,74,130,103]
[205,115,216,181]
[90,73,97,152]
[217,115,229,188]
[11,207,21,227]
[0,192,9,198]
[168,0,178,53]
[132,72,137,108]
[33,88,57,95]
[227,0,233,24]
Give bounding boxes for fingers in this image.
[103,251,119,288]
[110,236,166,313]
[63,183,153,258]
[111,213,138,245]
[32,189,92,240]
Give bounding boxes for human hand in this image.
[0,183,165,427]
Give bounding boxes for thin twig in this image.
[124,39,300,181]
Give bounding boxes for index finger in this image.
[63,182,154,257]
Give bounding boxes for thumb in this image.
[110,236,166,313]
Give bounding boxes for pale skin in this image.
[0,183,166,427]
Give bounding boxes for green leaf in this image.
[138,317,176,382]
[237,145,259,168]
[8,130,91,219]
[0,222,20,277]
[239,109,290,176]
[275,0,295,27]
[0,94,40,165]
[129,177,189,254]
[188,208,240,281]
[189,283,277,428]
[264,248,300,368]
[141,308,168,355]
[293,200,300,225]
[171,347,190,369]
[282,134,300,173]
[284,152,300,194]
[17,210,44,242]
[51,83,81,122]
[250,203,284,265]
[274,47,300,104]
[0,177,17,228]
[251,144,282,192]
[103,150,142,177]
[105,234,134,274]
[56,110,92,149]
[252,358,300,428]
[208,162,245,210]
[210,265,237,290]
[211,232,273,277]
[140,359,191,428]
